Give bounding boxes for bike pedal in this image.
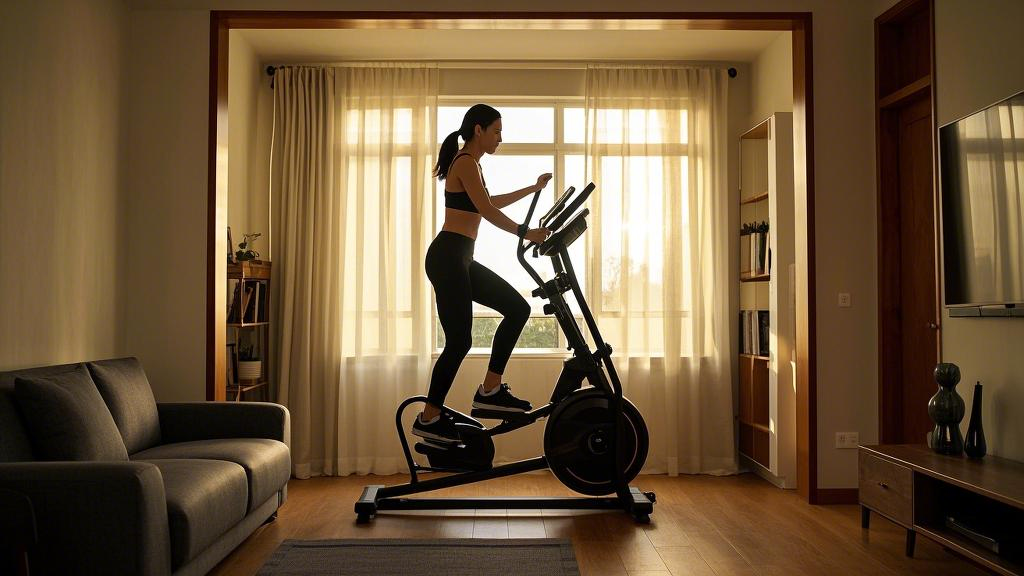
[470,408,532,422]
[420,438,462,449]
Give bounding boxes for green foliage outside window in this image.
[436,317,559,350]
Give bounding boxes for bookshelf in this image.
[227,260,271,401]
[738,113,796,488]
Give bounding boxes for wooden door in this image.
[896,97,939,443]
[876,0,939,446]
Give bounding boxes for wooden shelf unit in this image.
[738,354,770,468]
[860,444,1024,575]
[226,260,271,401]
[737,113,795,489]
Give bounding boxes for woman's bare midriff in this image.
[441,206,482,240]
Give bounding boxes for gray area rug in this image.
[257,538,579,576]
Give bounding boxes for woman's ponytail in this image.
[433,130,461,180]
[433,104,501,181]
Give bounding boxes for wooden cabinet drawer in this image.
[859,449,913,527]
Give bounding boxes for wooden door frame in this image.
[207,10,818,501]
[875,0,940,445]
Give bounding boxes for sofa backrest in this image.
[0,358,162,460]
[87,357,162,454]
[0,362,84,462]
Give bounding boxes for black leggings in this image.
[425,231,530,408]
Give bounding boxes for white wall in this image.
[123,9,210,401]
[0,0,128,371]
[934,0,1024,462]
[748,31,793,127]
[228,31,265,256]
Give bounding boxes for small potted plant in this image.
[235,232,262,262]
[236,342,262,382]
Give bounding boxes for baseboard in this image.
[813,488,858,505]
[739,454,796,489]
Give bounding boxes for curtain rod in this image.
[266,63,738,74]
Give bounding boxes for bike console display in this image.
[545,182,595,232]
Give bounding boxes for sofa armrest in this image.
[157,401,290,445]
[0,487,36,552]
[0,461,171,576]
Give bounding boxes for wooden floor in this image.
[209,472,987,575]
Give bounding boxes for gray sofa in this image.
[0,357,291,576]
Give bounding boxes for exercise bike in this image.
[355,182,656,523]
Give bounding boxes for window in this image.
[433,100,690,353]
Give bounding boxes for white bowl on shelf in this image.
[237,360,262,381]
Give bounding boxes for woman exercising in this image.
[413,104,552,444]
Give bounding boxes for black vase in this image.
[964,382,987,459]
[927,362,965,456]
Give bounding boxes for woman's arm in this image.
[490,185,540,209]
[451,157,520,235]
[490,173,552,209]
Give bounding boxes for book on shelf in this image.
[739,310,770,357]
[760,230,770,276]
[257,281,268,322]
[740,310,751,355]
[758,310,770,357]
[241,284,256,323]
[739,221,770,277]
[740,233,751,275]
[752,233,759,275]
[228,282,242,323]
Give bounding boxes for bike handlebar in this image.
[518,182,596,260]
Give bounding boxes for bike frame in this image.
[355,183,653,522]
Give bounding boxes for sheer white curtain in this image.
[584,66,735,475]
[270,64,438,477]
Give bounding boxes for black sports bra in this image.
[444,153,485,214]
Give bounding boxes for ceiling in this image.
[236,28,786,64]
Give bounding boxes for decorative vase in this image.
[964,382,987,458]
[927,362,965,456]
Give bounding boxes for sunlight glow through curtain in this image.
[585,66,736,475]
[271,64,438,477]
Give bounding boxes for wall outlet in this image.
[835,431,859,449]
[838,292,852,308]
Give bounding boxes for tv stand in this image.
[859,444,1024,575]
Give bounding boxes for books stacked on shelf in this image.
[227,280,268,324]
[739,309,770,357]
[740,221,770,276]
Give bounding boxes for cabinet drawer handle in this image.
[878,482,889,489]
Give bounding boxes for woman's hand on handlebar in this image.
[525,227,551,245]
[535,173,552,192]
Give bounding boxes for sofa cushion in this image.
[132,438,289,511]
[0,387,34,462]
[141,458,248,570]
[87,358,162,454]
[14,365,129,461]
[2,362,84,462]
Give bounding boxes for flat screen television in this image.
[939,89,1024,314]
